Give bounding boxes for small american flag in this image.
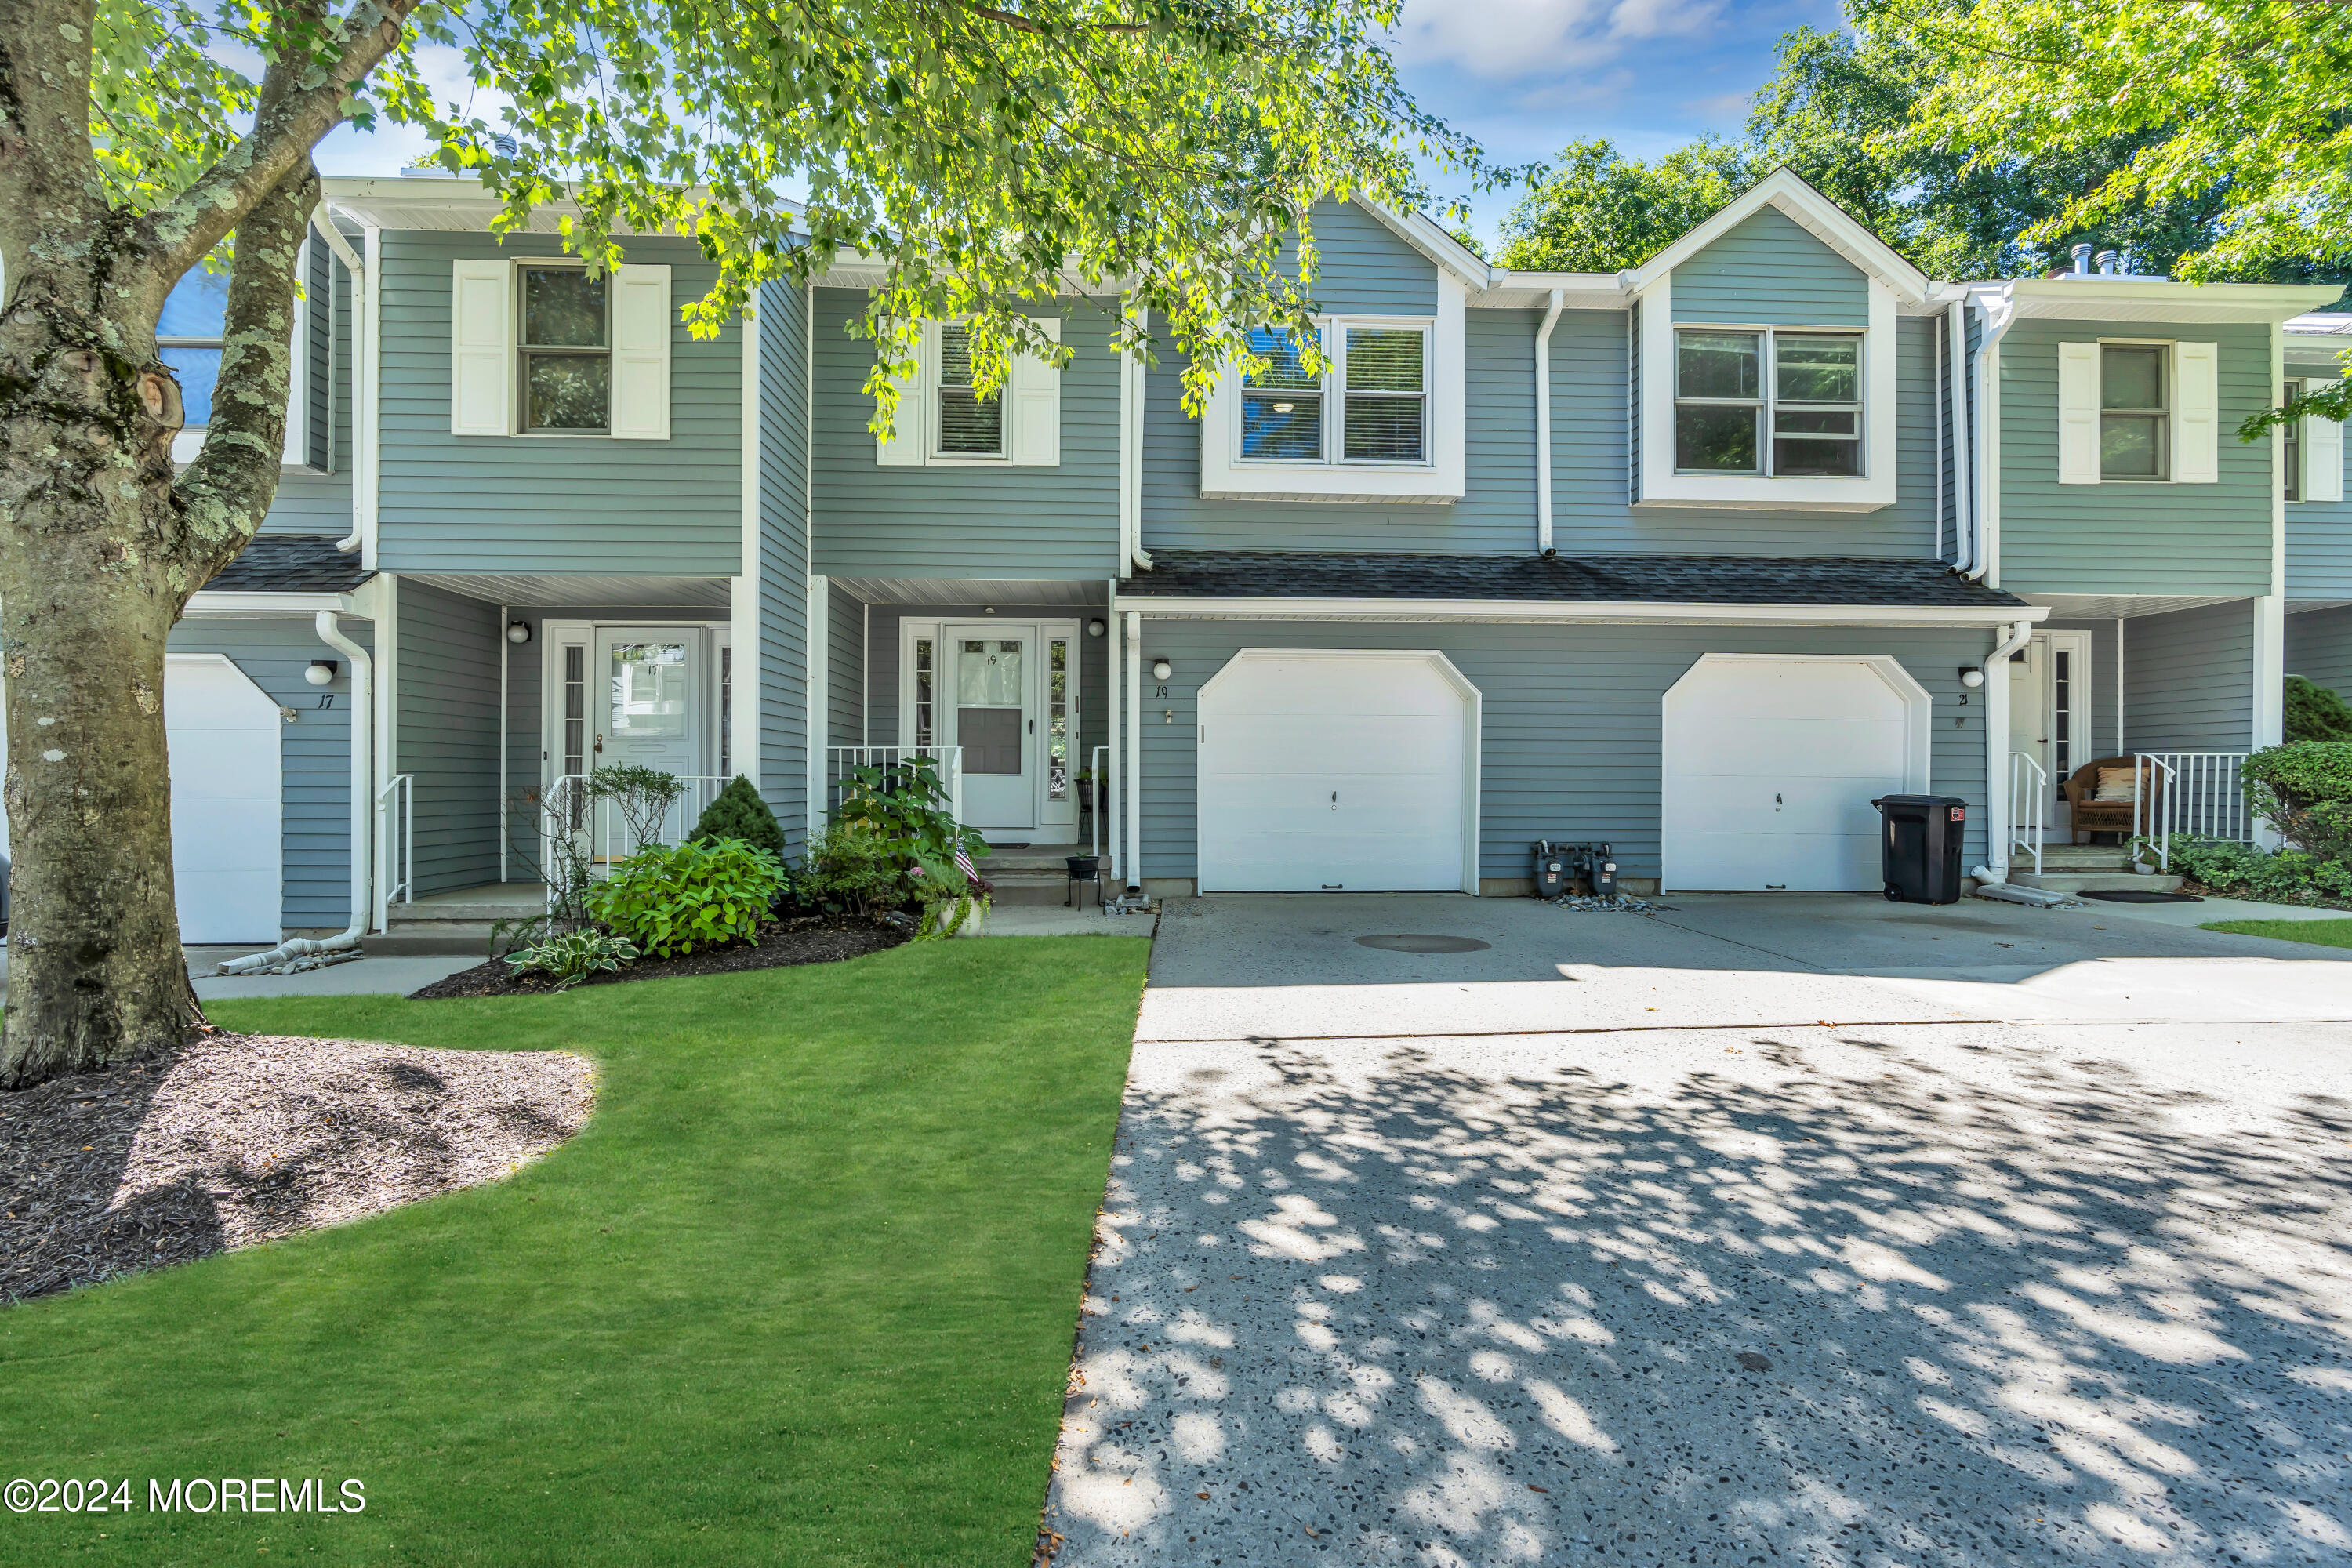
[954,846,979,886]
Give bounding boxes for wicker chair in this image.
[2063,755,2160,844]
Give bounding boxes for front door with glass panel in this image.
[946,626,1035,833]
[2009,632,2089,833]
[594,629,702,782]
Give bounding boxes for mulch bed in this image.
[1,1031,592,1305]
[408,914,909,1000]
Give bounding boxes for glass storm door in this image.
[594,629,702,784]
[947,626,1036,832]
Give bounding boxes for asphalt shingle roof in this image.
[1126,551,2031,608]
[206,534,375,595]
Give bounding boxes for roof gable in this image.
[1627,169,1929,304]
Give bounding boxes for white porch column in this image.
[1980,618,2034,878]
[2253,594,2286,848]
[1124,610,1142,895]
[1104,582,1121,879]
[734,299,763,797]
[806,575,829,841]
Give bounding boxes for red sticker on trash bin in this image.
[1948,806,1966,822]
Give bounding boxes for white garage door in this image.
[1198,652,1475,893]
[1661,655,1924,892]
[0,654,283,942]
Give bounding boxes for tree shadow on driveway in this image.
[1042,1027,2352,1566]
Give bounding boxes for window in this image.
[520,265,608,432]
[158,269,230,429]
[2051,648,2072,803]
[1240,320,1431,466]
[2100,343,2168,480]
[2284,377,2303,501]
[718,644,732,779]
[1674,328,1862,477]
[935,323,1004,456]
[912,637,935,750]
[1242,325,1324,461]
[1047,637,1069,801]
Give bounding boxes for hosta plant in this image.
[586,839,786,958]
[504,931,641,992]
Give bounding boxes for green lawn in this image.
[2200,916,2352,949]
[0,937,1148,1566]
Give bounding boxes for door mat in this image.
[2079,889,2204,903]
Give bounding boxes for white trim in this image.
[1198,278,1468,502]
[806,577,829,838]
[1112,596,2049,627]
[895,615,1081,833]
[1105,579,1122,879]
[1636,281,1897,511]
[1193,648,1482,898]
[1999,277,2343,325]
[1625,169,1933,305]
[2115,616,2127,757]
[2272,325,2289,590]
[733,297,762,793]
[184,590,357,615]
[1123,611,1142,891]
[2027,626,2094,826]
[358,225,381,567]
[2254,594,2285,750]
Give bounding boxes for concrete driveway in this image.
[1040,895,2352,1566]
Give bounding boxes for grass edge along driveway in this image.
[0,936,1148,1567]
[2201,916,2352,949]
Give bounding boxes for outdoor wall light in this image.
[507,620,533,645]
[304,660,337,687]
[1959,667,1984,688]
[1087,618,1106,637]
[1151,657,1173,681]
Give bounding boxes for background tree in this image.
[0,0,1493,1088]
[1497,138,1749,273]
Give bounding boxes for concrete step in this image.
[368,924,503,956]
[2008,870,2185,895]
[984,869,1102,908]
[976,846,1094,873]
[2030,845,2134,870]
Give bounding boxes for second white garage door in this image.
[1661,655,1929,892]
[1198,651,1477,893]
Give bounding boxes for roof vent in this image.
[2072,243,2094,276]
[2096,249,2119,276]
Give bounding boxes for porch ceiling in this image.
[829,576,1108,608]
[404,572,732,609]
[2026,593,2246,622]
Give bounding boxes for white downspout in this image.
[309,209,368,556]
[1970,616,2037,886]
[1946,296,1972,573]
[1964,290,2016,582]
[1123,610,1143,898]
[220,612,373,971]
[1535,289,1564,555]
[1120,296,1152,575]
[498,604,509,882]
[1104,583,1121,882]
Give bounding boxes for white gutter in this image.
[1944,296,1970,568]
[1970,616,2037,885]
[1123,610,1142,897]
[1962,289,2017,582]
[310,209,368,554]
[1535,289,1565,555]
[220,611,372,971]
[1111,596,2049,628]
[350,223,382,562]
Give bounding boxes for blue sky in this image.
[314,0,1841,251]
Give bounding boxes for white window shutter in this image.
[610,263,672,441]
[2056,341,2100,485]
[1007,317,1063,466]
[450,259,514,436]
[281,270,309,465]
[2305,378,2343,503]
[875,324,928,466]
[2174,341,2218,483]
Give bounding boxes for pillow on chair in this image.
[2092,766,2143,802]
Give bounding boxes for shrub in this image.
[504,929,641,991]
[798,822,905,916]
[2285,676,2352,742]
[687,775,788,859]
[590,764,687,850]
[2241,741,2352,859]
[586,837,786,957]
[2169,835,2352,909]
[833,756,989,873]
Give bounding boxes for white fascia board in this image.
[1114,596,2048,627]
[1624,169,1932,305]
[1477,272,1626,311]
[320,176,782,235]
[183,590,359,616]
[2004,278,2347,324]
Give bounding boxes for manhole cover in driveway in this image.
[1355,934,1492,953]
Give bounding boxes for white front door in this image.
[946,626,1036,833]
[2011,633,2091,832]
[594,628,702,780]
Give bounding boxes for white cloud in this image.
[1394,0,1726,81]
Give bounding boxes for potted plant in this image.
[2125,834,2164,875]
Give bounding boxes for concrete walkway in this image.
[1041,894,2352,1566]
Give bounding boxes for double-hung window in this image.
[2099,343,2168,481]
[158,269,230,433]
[519,265,610,433]
[2284,378,2303,501]
[1673,329,1863,477]
[935,323,1004,458]
[1240,321,1430,466]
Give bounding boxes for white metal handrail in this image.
[824,746,964,825]
[546,772,735,880]
[377,773,414,908]
[1088,744,1109,862]
[2007,751,2046,875]
[2133,750,2251,870]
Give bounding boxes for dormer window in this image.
[1673,328,1861,477]
[1242,326,1324,460]
[1239,321,1431,466]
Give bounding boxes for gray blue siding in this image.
[260,241,354,536]
[395,580,503,895]
[757,281,812,852]
[1131,620,1993,884]
[376,230,742,575]
[2122,601,2255,753]
[1998,321,2274,597]
[2286,604,2352,699]
[168,615,370,931]
[809,289,1119,580]
[2285,405,2352,597]
[1280,198,1438,316]
[1668,208,1868,328]
[827,584,864,750]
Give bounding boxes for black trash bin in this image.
[1871,794,1967,904]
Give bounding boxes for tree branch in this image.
[962,3,1145,35]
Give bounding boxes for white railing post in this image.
[376,773,413,910]
[2130,752,2247,869]
[1089,744,1107,860]
[2008,751,2045,874]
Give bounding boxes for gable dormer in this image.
[1628,169,1933,514]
